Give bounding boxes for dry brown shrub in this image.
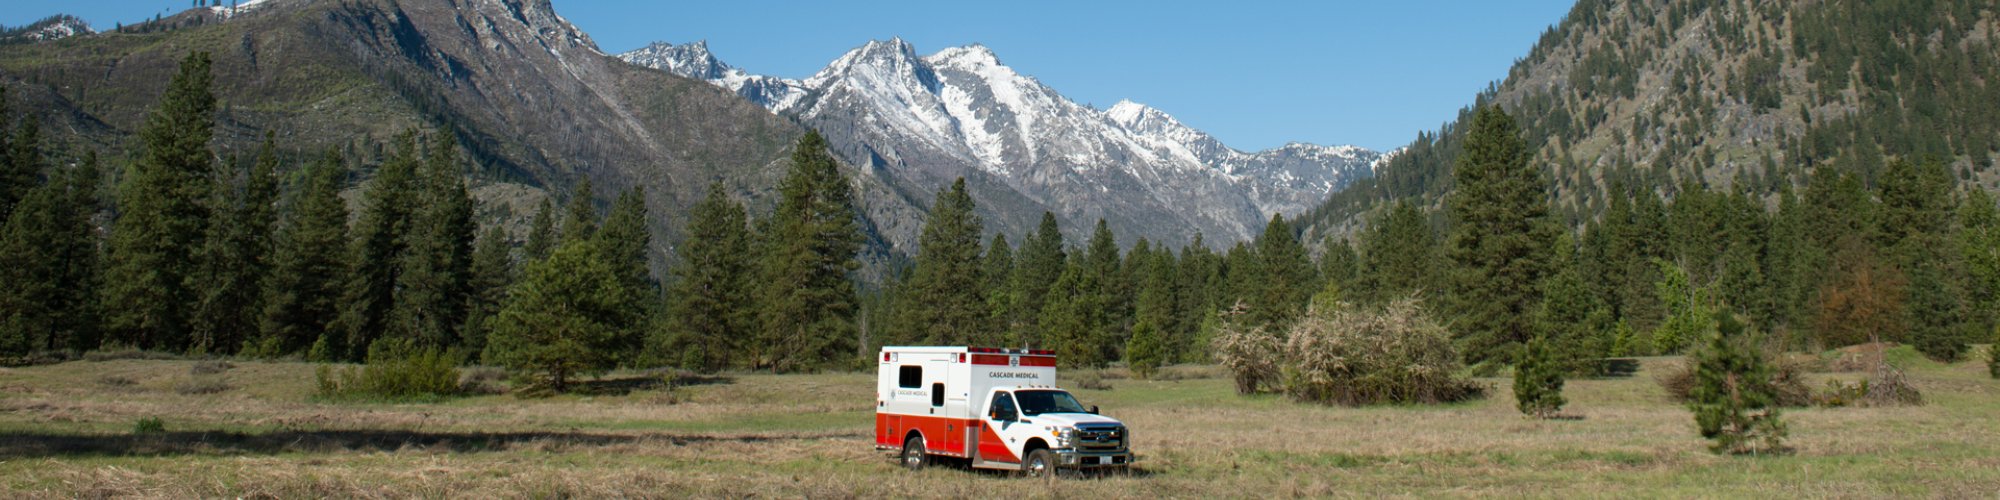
[1211,323,1281,395]
[1860,364,1923,406]
[1282,298,1485,406]
[458,366,509,395]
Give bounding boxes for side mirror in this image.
[1089,405,1099,415]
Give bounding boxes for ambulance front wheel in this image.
[901,435,929,470]
[1022,448,1056,479]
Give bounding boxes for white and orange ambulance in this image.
[874,346,1132,476]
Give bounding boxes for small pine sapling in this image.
[1514,335,1567,418]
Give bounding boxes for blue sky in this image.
[4,1,1575,152]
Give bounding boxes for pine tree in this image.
[1538,234,1611,370]
[1131,243,1179,362]
[523,197,557,262]
[0,155,102,354]
[1081,219,1128,362]
[2,114,41,222]
[102,52,217,351]
[333,134,421,360]
[1689,328,1788,455]
[1175,235,1224,363]
[562,179,597,243]
[257,151,349,357]
[1125,319,1166,379]
[1513,335,1566,418]
[1038,261,1104,367]
[981,234,1017,345]
[192,133,279,354]
[1320,237,1359,296]
[661,182,754,372]
[0,85,24,221]
[486,239,639,392]
[1652,259,1715,353]
[1878,159,1965,361]
[595,187,653,365]
[889,178,989,345]
[1358,200,1438,302]
[462,225,512,357]
[756,131,861,372]
[1008,212,1066,344]
[1960,189,1999,335]
[391,131,477,350]
[1247,214,1315,331]
[1447,105,1559,363]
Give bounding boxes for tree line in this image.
[3,53,1996,386]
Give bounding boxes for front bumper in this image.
[1055,448,1133,468]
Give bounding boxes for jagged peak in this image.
[928,43,1000,68]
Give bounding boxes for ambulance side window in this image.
[898,366,921,389]
[988,393,1018,421]
[931,382,944,407]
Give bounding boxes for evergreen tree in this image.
[889,178,989,345]
[486,239,639,392]
[257,152,348,357]
[1246,214,1315,330]
[192,134,279,353]
[1764,187,1811,339]
[1081,219,1128,362]
[103,52,217,351]
[595,187,654,365]
[1689,328,1788,455]
[1007,212,1066,344]
[981,234,1017,345]
[462,225,512,357]
[1125,319,1166,379]
[523,197,557,262]
[1131,243,1179,361]
[1877,159,1965,361]
[1513,335,1566,418]
[1,114,41,222]
[1320,237,1359,296]
[1538,234,1612,369]
[0,155,102,354]
[1357,200,1439,302]
[0,85,24,221]
[391,131,477,350]
[1447,106,1559,363]
[1175,236,1224,363]
[332,135,421,360]
[1038,261,1104,367]
[1959,189,2000,335]
[562,179,597,243]
[661,182,754,372]
[756,131,861,372]
[1652,259,1715,353]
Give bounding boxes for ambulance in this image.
[875,346,1133,476]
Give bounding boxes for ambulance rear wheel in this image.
[901,435,929,470]
[1022,448,1056,479]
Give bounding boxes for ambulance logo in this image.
[1009,355,1020,367]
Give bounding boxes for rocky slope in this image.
[622,39,1381,247]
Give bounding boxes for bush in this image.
[1514,336,1566,418]
[1658,356,1813,408]
[132,417,165,434]
[1282,298,1485,406]
[1211,320,1281,395]
[1860,364,1923,406]
[316,340,461,401]
[458,366,509,395]
[1069,371,1112,391]
[1688,331,1788,455]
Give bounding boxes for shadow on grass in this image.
[0,427,855,460]
[568,372,736,396]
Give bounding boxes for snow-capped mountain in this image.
[620,38,1377,246]
[5,15,93,43]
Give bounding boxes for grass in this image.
[0,354,1995,497]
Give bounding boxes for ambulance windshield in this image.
[1014,390,1088,416]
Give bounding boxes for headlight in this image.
[1052,427,1077,446]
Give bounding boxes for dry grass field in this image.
[1,351,1996,498]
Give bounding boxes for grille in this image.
[1075,424,1125,451]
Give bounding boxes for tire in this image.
[901,435,929,470]
[1022,448,1056,479]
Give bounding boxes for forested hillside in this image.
[1306,0,2000,237]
